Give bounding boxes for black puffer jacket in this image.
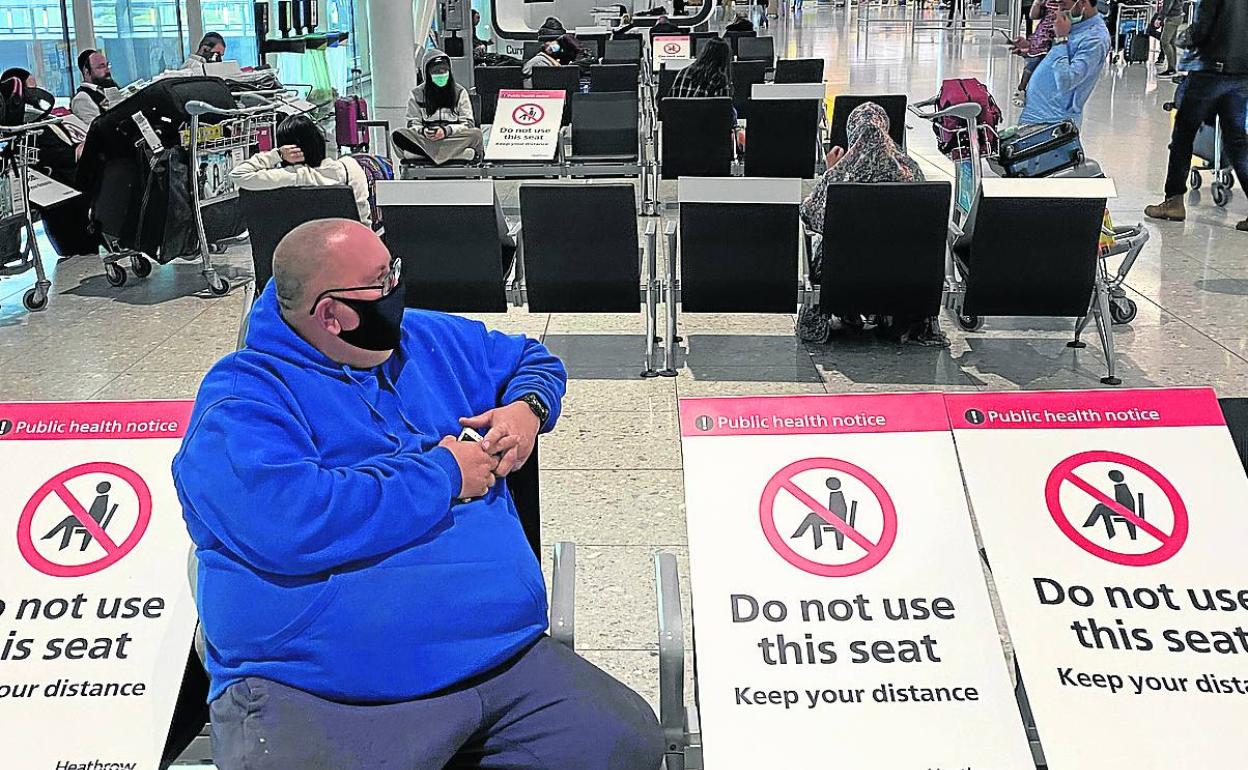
[1186,0,1248,74]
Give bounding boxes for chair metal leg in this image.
[655,552,689,770]
[643,222,660,377]
[661,221,680,376]
[1093,264,1122,385]
[1068,291,1096,350]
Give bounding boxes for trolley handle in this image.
[186,100,274,119]
[0,116,64,137]
[908,101,982,123]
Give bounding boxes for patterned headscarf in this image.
[801,101,924,233]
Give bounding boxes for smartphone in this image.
[458,427,484,443]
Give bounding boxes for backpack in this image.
[350,153,394,231]
[933,78,1003,159]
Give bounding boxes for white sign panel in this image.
[947,387,1248,770]
[652,35,691,69]
[0,401,199,770]
[27,170,82,208]
[485,89,565,162]
[679,393,1034,770]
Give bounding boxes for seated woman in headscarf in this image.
[0,67,99,261]
[798,101,947,347]
[392,51,484,166]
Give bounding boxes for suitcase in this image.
[335,95,369,150]
[997,120,1085,177]
[1125,32,1151,63]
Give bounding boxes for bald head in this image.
[273,219,388,313]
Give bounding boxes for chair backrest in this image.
[660,97,735,179]
[774,58,824,83]
[377,180,509,312]
[736,35,775,67]
[730,59,767,119]
[474,65,524,125]
[1219,398,1248,477]
[570,91,640,158]
[590,62,640,92]
[678,177,801,313]
[658,65,681,104]
[604,37,643,63]
[690,30,720,46]
[523,41,542,61]
[531,66,581,124]
[239,186,359,290]
[743,98,820,179]
[723,28,756,56]
[961,177,1111,318]
[820,182,952,318]
[828,94,907,150]
[578,33,608,61]
[519,183,640,312]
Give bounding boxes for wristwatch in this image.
[517,393,550,430]
[1053,35,1069,45]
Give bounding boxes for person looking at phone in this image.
[173,218,662,770]
[1018,0,1110,129]
[393,50,484,165]
[229,114,372,226]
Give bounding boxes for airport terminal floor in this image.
[2,2,1248,767]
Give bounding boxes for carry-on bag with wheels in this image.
[997,120,1084,177]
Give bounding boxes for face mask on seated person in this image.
[310,272,406,352]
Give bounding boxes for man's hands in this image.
[1053,6,1073,38]
[278,144,306,164]
[439,436,499,499]
[459,401,541,478]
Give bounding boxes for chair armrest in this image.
[550,542,576,649]
[655,551,689,763]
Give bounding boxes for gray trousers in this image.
[209,637,664,770]
[1160,15,1182,71]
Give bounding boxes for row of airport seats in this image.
[232,156,1128,384]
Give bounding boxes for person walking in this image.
[1144,0,1248,230]
[1157,0,1184,76]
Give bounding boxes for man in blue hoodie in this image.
[173,220,663,769]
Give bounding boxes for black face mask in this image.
[319,278,406,352]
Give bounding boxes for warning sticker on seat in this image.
[0,400,198,770]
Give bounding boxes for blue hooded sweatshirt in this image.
[172,283,567,703]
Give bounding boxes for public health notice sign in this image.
[0,401,198,770]
[679,393,1034,770]
[948,387,1248,770]
[651,35,691,69]
[485,89,565,162]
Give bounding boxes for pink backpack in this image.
[335,95,369,150]
[933,78,1002,159]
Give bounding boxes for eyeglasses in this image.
[308,257,402,315]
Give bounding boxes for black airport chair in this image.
[828,93,907,150]
[590,62,640,92]
[240,186,359,290]
[774,57,824,83]
[743,98,821,179]
[474,65,524,125]
[659,97,735,179]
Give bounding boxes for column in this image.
[368,0,424,132]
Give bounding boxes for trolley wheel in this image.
[1219,170,1235,189]
[131,256,152,278]
[956,314,983,332]
[208,276,231,296]
[1189,169,1203,190]
[104,263,127,287]
[22,287,48,312]
[1212,183,1232,208]
[1109,296,1138,325]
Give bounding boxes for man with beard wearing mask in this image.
[71,49,116,126]
[184,32,227,70]
[172,219,663,770]
[0,68,98,260]
[393,50,483,164]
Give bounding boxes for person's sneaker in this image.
[1144,196,1186,222]
[1012,90,1026,107]
[1157,68,1176,76]
[1238,218,1248,232]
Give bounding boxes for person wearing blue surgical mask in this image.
[523,35,578,86]
[392,50,484,165]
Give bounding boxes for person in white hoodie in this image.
[230,114,372,227]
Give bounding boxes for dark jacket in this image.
[726,18,755,31]
[1185,0,1248,74]
[650,20,686,34]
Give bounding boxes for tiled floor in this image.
[3,1,1248,724]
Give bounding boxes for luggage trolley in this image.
[1163,86,1236,208]
[0,118,59,311]
[179,98,285,295]
[910,95,1150,328]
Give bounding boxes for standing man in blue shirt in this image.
[1018,0,1111,128]
[173,219,664,770]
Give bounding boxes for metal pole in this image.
[642,222,659,377]
[661,221,679,376]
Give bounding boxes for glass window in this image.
[91,0,189,86]
[201,0,258,67]
[0,0,76,98]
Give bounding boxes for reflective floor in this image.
[2,1,1247,716]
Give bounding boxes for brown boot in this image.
[1144,195,1186,222]
[1238,218,1248,232]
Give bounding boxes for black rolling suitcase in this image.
[1125,32,1151,63]
[997,120,1085,177]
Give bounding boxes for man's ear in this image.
[312,298,344,335]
